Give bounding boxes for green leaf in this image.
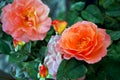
[74,17,83,23]
[104,60,120,80]
[81,5,104,24]
[0,1,6,9]
[104,15,120,30]
[107,30,120,41]
[98,59,120,80]
[9,51,28,63]
[1,33,13,42]
[6,0,13,3]
[0,39,11,54]
[0,70,15,80]
[9,61,39,80]
[39,46,47,56]
[45,28,54,42]
[70,2,85,11]
[22,61,38,80]
[107,41,120,61]
[106,10,120,17]
[57,58,87,79]
[66,11,79,26]
[23,42,31,53]
[99,0,120,17]
[0,25,3,38]
[99,0,115,9]
[86,58,120,80]
[56,11,66,20]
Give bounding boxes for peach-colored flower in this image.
[44,35,86,80]
[52,20,67,34]
[1,0,51,42]
[58,21,111,64]
[44,35,63,79]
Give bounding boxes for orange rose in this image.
[58,21,111,64]
[1,0,51,42]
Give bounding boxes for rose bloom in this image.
[58,21,111,64]
[44,35,62,79]
[1,0,51,42]
[44,35,85,80]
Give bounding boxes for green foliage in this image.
[9,51,28,63]
[0,1,5,9]
[86,58,120,80]
[0,25,3,38]
[107,41,120,61]
[0,70,15,80]
[70,2,85,11]
[57,58,87,80]
[24,42,32,53]
[38,46,48,63]
[107,30,120,41]
[21,61,38,80]
[99,0,115,9]
[66,11,83,26]
[0,39,11,54]
[81,5,104,24]
[86,40,120,80]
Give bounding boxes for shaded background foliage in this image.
[0,0,120,80]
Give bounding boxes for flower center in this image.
[23,9,37,28]
[78,37,89,48]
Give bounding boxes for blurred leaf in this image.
[0,25,3,38]
[39,46,47,57]
[6,0,13,3]
[104,15,120,30]
[99,0,120,17]
[103,60,120,80]
[0,1,6,9]
[74,17,83,23]
[22,61,38,80]
[1,33,13,42]
[57,58,87,79]
[107,41,120,61]
[0,70,15,80]
[70,2,85,11]
[9,51,28,63]
[38,46,48,63]
[86,58,120,80]
[23,42,31,53]
[81,5,103,24]
[65,11,80,26]
[117,17,120,21]
[99,0,115,9]
[45,28,54,42]
[0,39,11,54]
[44,0,66,19]
[96,58,120,80]
[107,30,120,41]
[7,61,39,80]
[56,11,66,20]
[106,10,120,17]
